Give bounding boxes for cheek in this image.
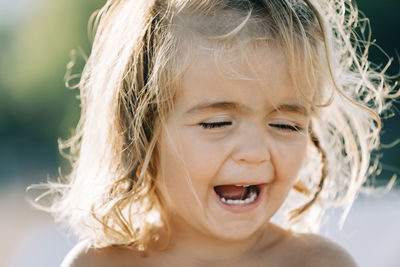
[158,128,227,204]
[275,137,308,183]
[266,137,308,210]
[179,134,227,176]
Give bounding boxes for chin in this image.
[206,218,267,242]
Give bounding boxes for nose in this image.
[231,126,271,165]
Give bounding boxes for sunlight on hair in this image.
[30,0,398,251]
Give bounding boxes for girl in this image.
[36,0,397,266]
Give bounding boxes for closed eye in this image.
[269,123,302,132]
[199,121,232,129]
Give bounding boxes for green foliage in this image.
[0,0,104,182]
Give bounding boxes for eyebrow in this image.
[185,101,249,114]
[274,104,309,116]
[185,101,309,116]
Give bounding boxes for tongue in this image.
[214,185,247,200]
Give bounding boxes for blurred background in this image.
[0,0,399,266]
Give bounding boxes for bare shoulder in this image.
[60,240,106,267]
[60,241,142,267]
[259,225,357,267]
[293,233,358,267]
[61,241,92,267]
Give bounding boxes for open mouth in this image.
[214,184,261,205]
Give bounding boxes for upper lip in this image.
[213,169,273,187]
[213,181,269,187]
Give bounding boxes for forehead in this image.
[174,45,314,111]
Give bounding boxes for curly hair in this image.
[32,0,397,250]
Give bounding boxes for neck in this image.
[159,217,278,261]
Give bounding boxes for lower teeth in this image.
[220,191,258,205]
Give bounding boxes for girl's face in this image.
[158,46,311,243]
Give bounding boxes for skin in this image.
[157,46,310,250]
[62,47,357,267]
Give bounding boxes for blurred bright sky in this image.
[0,0,44,24]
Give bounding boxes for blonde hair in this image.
[32,0,398,250]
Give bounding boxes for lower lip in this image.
[212,184,267,213]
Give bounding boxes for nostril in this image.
[233,150,270,164]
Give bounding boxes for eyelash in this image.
[269,123,302,132]
[199,121,232,129]
[199,121,302,132]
